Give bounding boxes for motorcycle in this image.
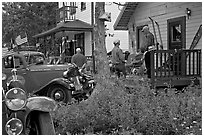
[2,68,57,135]
[62,63,96,102]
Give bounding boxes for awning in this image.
[33,19,93,38]
[113,2,138,30]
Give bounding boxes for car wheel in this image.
[27,112,55,135]
[48,85,71,103]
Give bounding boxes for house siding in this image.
[84,32,92,56]
[76,2,92,24]
[128,2,202,76]
[76,2,92,56]
[128,2,202,51]
[105,4,129,52]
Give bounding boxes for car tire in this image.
[48,84,72,103]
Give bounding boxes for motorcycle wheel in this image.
[27,112,55,135]
[48,84,71,103]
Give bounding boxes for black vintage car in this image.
[2,69,56,135]
[2,50,95,103]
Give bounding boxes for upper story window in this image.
[70,2,76,15]
[81,2,86,11]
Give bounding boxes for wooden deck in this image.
[150,49,201,88]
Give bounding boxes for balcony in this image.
[56,5,77,24]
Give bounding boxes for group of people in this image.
[111,25,155,78]
[67,25,155,79]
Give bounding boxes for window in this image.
[171,24,181,42]
[4,56,23,68]
[70,2,76,15]
[81,2,86,11]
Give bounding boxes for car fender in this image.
[34,78,71,96]
[26,96,57,112]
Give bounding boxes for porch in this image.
[150,49,201,88]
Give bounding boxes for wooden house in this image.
[33,2,129,63]
[33,2,93,60]
[114,2,202,88]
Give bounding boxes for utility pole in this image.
[94,2,110,78]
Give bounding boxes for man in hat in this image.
[71,48,87,68]
[141,25,155,78]
[111,39,126,78]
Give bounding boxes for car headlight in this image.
[5,88,27,111]
[63,71,68,78]
[5,118,23,135]
[2,73,7,81]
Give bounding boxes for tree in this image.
[94,2,110,78]
[2,2,58,46]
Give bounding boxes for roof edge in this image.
[113,3,127,30]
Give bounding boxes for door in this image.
[167,16,186,75]
[167,16,186,50]
[74,33,85,55]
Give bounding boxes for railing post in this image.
[198,50,201,76]
[150,50,155,87]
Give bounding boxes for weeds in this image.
[52,76,202,135]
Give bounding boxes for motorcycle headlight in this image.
[5,118,23,135]
[5,88,27,111]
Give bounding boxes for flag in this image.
[15,33,28,45]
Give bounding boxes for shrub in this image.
[52,76,202,135]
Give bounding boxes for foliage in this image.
[52,76,202,135]
[2,2,58,45]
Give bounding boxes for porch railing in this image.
[150,49,201,86]
[56,5,77,24]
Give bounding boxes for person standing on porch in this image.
[141,25,155,78]
[111,39,126,78]
[71,48,87,68]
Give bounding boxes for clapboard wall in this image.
[128,2,202,52]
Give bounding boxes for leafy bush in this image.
[52,76,202,135]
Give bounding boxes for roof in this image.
[33,19,93,38]
[113,2,138,30]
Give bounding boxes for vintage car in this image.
[2,69,56,135]
[2,50,72,103]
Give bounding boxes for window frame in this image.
[81,2,86,11]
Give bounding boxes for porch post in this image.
[61,30,66,63]
[150,50,155,88]
[51,33,55,56]
[91,2,96,73]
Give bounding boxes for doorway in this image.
[167,16,186,50]
[136,25,147,52]
[74,33,85,55]
[167,16,186,75]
